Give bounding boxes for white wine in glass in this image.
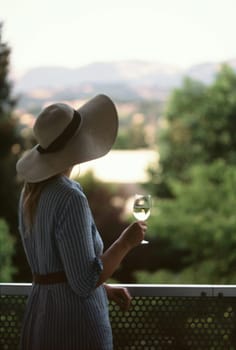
[133,194,152,244]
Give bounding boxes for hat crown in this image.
[34,103,74,148]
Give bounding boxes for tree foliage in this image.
[0,23,28,281]
[144,160,236,283]
[114,100,162,149]
[0,24,21,225]
[142,65,236,284]
[0,218,16,281]
[147,65,236,197]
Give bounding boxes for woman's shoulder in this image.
[44,176,85,203]
[51,177,91,222]
[59,176,83,192]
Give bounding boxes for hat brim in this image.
[16,94,118,183]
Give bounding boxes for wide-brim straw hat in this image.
[16,94,118,183]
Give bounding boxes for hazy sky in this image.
[1,0,236,76]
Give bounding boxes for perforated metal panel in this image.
[0,294,27,350]
[1,284,236,350]
[110,296,236,349]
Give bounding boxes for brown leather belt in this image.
[33,271,67,285]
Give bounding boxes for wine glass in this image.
[133,194,152,244]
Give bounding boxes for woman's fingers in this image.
[117,288,132,311]
[106,285,132,311]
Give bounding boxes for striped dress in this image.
[18,175,113,350]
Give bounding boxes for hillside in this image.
[13,59,236,108]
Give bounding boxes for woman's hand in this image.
[104,284,132,311]
[120,221,147,249]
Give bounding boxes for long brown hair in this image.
[23,176,58,229]
[22,168,72,230]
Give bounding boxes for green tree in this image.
[142,160,236,284]
[0,24,20,224]
[0,218,15,281]
[114,115,149,149]
[147,65,236,197]
[140,65,236,284]
[0,23,27,281]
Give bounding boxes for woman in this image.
[16,94,147,350]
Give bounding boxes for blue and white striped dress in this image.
[18,175,113,350]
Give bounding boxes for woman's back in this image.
[18,176,113,350]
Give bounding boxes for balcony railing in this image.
[1,283,236,349]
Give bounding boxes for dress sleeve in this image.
[55,190,103,297]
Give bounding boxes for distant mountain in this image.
[14,61,181,91]
[13,59,236,103]
[185,59,236,84]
